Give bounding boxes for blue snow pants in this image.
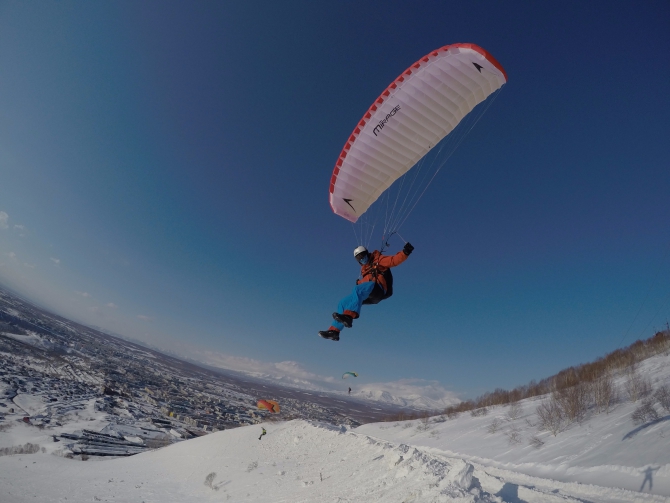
[330,281,377,331]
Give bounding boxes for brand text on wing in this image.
[373,105,401,137]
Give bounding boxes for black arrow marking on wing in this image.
[343,198,356,212]
[473,62,483,73]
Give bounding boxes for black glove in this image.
[403,242,414,256]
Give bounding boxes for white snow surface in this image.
[1,353,669,502]
[359,353,670,501]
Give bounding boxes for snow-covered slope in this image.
[1,355,668,502]
[359,352,670,499]
[1,420,494,503]
[0,416,667,502]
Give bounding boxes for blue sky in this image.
[1,1,669,401]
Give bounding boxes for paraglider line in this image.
[635,289,670,343]
[389,136,450,233]
[394,87,503,232]
[618,241,670,348]
[388,150,433,236]
[349,85,504,254]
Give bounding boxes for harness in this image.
[361,257,394,305]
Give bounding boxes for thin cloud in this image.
[0,211,8,230]
[75,291,92,298]
[23,263,36,269]
[179,347,458,409]
[6,252,17,260]
[137,315,153,321]
[88,306,107,318]
[50,257,60,266]
[189,350,336,388]
[14,224,25,230]
[106,302,118,309]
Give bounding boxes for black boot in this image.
[332,312,353,328]
[319,330,340,341]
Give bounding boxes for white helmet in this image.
[353,246,368,258]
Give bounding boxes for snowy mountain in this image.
[355,379,460,410]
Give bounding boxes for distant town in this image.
[0,286,402,457]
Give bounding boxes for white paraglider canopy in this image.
[329,43,507,233]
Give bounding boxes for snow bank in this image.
[0,420,494,502]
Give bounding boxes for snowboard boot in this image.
[319,329,340,341]
[332,312,354,328]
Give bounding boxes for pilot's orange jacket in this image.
[356,250,408,292]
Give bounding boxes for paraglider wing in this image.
[257,399,280,413]
[329,43,507,222]
[342,372,358,379]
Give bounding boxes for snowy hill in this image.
[1,417,667,502]
[1,322,669,501]
[359,351,670,500]
[1,354,669,502]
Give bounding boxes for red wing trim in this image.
[328,43,507,212]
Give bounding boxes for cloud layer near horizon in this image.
[176,346,459,410]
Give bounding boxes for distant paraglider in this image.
[343,372,358,395]
[257,399,280,413]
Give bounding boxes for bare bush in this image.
[592,373,615,413]
[505,427,522,445]
[554,379,590,423]
[0,443,41,456]
[536,397,564,436]
[470,407,488,417]
[631,398,660,425]
[444,409,459,420]
[506,402,522,421]
[386,411,421,422]
[416,416,431,432]
[487,418,503,434]
[416,419,430,431]
[435,330,670,425]
[654,384,670,413]
[625,367,653,402]
[529,436,545,449]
